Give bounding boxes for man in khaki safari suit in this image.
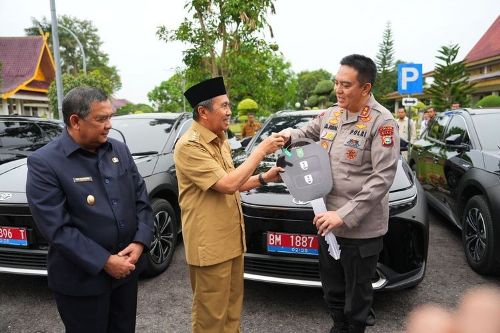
[174,77,285,333]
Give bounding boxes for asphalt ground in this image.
[1,208,499,333]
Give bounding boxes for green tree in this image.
[426,44,475,111]
[311,80,335,108]
[48,70,114,118]
[296,69,332,106]
[373,22,397,109]
[156,0,294,112]
[226,41,297,112]
[157,0,276,79]
[237,98,258,117]
[25,15,122,91]
[116,103,154,115]
[475,95,500,108]
[148,71,186,112]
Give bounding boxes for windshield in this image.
[471,113,500,150]
[109,118,176,154]
[252,114,318,147]
[0,120,51,149]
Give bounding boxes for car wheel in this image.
[143,198,178,277]
[461,195,499,275]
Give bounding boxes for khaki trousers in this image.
[189,255,244,333]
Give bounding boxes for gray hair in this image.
[193,98,214,121]
[62,86,108,125]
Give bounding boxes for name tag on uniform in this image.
[73,176,93,183]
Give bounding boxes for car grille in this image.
[245,254,320,281]
[0,247,47,269]
[0,204,48,247]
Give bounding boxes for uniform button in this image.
[112,200,117,205]
[104,178,110,184]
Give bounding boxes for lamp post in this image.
[49,0,63,120]
[58,24,86,74]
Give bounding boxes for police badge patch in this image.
[345,148,357,160]
[378,126,395,147]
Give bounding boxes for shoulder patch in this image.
[188,130,200,142]
[378,125,395,147]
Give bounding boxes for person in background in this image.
[396,106,416,144]
[26,86,154,333]
[451,103,461,109]
[420,107,436,137]
[174,77,285,333]
[240,113,262,137]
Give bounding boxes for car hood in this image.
[0,154,159,204]
[242,159,414,208]
[0,158,29,203]
[482,150,500,174]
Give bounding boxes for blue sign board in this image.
[398,64,423,94]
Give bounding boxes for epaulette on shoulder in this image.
[187,129,200,143]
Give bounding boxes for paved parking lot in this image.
[1,208,499,333]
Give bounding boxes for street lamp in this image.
[58,24,86,74]
[295,102,301,109]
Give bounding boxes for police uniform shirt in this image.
[26,129,154,296]
[174,121,245,267]
[289,95,400,239]
[396,116,417,143]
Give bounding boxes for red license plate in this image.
[0,226,28,247]
[267,232,318,255]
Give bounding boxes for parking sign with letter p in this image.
[398,64,423,94]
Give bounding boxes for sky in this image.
[1,0,498,105]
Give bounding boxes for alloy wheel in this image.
[149,210,174,264]
[464,207,487,263]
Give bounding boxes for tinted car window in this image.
[38,122,64,141]
[0,121,43,148]
[471,113,500,150]
[427,116,450,141]
[109,118,176,153]
[444,115,470,145]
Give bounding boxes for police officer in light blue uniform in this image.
[26,87,154,333]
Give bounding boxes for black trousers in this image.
[319,235,383,328]
[54,278,138,333]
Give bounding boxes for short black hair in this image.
[62,86,108,125]
[340,54,377,86]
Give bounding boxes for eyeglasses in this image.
[213,102,231,112]
[82,114,115,124]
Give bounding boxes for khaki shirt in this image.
[174,121,245,266]
[241,122,262,137]
[396,116,416,143]
[290,95,400,239]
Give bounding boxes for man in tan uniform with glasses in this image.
[174,77,285,333]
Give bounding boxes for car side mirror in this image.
[445,134,470,152]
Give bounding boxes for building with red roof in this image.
[463,15,500,103]
[0,34,55,117]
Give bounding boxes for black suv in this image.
[409,108,500,275]
[234,110,429,290]
[0,113,192,276]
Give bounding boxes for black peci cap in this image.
[184,77,227,108]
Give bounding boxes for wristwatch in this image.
[258,173,267,186]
